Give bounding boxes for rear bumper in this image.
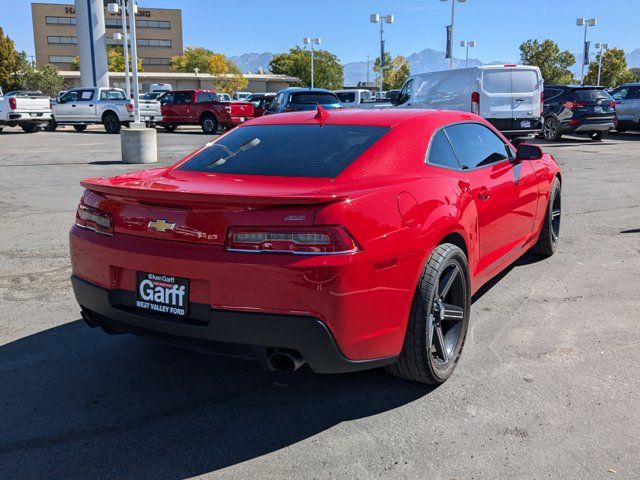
[566,122,615,133]
[71,275,397,373]
[229,115,251,125]
[2,112,52,123]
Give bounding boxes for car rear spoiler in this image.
[80,180,347,206]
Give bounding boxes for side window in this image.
[544,88,562,102]
[79,90,94,101]
[160,93,174,104]
[398,79,414,104]
[610,88,628,100]
[62,90,79,103]
[444,123,510,169]
[428,130,460,169]
[197,92,210,103]
[273,93,285,109]
[629,87,640,100]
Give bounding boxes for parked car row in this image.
[0,90,52,133]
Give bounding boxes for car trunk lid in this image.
[81,168,341,246]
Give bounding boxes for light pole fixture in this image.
[107,1,131,98]
[303,37,321,89]
[370,13,394,95]
[594,42,608,86]
[576,17,597,85]
[440,0,467,69]
[459,40,476,67]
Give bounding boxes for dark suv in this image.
[541,85,616,141]
[264,88,342,114]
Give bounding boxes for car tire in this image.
[73,125,87,132]
[163,124,177,132]
[103,113,121,134]
[533,177,561,257]
[386,243,470,384]
[44,119,57,132]
[21,123,40,133]
[200,114,218,134]
[542,116,562,142]
[590,131,605,141]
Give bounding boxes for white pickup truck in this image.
[0,90,52,133]
[139,92,163,127]
[333,89,393,109]
[48,87,134,133]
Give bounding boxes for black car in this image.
[541,85,616,141]
[245,92,276,117]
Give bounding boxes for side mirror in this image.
[516,143,543,160]
[388,91,400,105]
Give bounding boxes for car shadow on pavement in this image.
[0,320,432,479]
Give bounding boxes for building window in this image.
[140,57,171,65]
[46,16,77,25]
[105,18,171,29]
[47,36,78,44]
[137,38,171,48]
[49,55,75,63]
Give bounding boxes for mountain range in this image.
[228,48,640,86]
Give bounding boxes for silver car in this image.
[610,83,640,132]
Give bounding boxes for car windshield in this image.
[290,92,339,105]
[178,124,389,178]
[572,88,613,101]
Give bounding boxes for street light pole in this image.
[120,0,130,97]
[303,37,321,88]
[576,17,597,85]
[595,42,608,87]
[460,40,476,67]
[127,0,141,124]
[370,13,394,96]
[366,55,370,87]
[441,0,467,69]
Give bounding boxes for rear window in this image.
[178,124,389,178]
[571,88,613,101]
[290,92,339,105]
[483,69,538,93]
[336,92,356,103]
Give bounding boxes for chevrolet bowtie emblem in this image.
[148,219,176,232]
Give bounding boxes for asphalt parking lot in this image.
[1,126,640,480]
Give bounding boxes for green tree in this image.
[171,47,246,92]
[519,39,575,84]
[20,64,64,96]
[630,67,640,82]
[374,53,410,90]
[170,46,215,73]
[71,46,143,72]
[584,48,635,87]
[0,27,28,91]
[269,47,343,90]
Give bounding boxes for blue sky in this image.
[3,0,639,64]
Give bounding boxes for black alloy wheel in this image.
[386,243,470,384]
[543,117,561,141]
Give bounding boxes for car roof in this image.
[278,87,335,94]
[246,108,479,128]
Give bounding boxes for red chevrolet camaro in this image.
[70,108,561,384]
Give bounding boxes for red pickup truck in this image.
[159,89,254,134]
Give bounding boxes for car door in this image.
[75,89,96,121]
[444,122,539,274]
[160,92,176,122]
[629,87,640,123]
[55,90,80,121]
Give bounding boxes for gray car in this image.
[610,83,640,132]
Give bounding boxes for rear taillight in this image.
[563,101,585,110]
[49,99,53,109]
[471,91,480,114]
[569,118,582,126]
[609,100,616,108]
[224,105,231,113]
[8,97,16,110]
[540,91,544,111]
[76,203,114,236]
[126,103,134,113]
[225,226,359,255]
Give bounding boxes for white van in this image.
[392,65,543,138]
[149,83,173,93]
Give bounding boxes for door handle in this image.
[515,98,524,102]
[477,187,492,201]
[88,104,94,107]
[71,104,77,107]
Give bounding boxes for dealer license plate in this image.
[520,120,531,128]
[136,272,189,317]
[144,116,154,121]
